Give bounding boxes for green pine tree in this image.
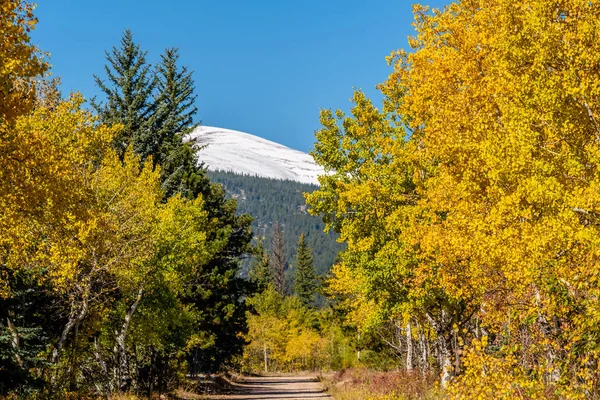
[293,233,318,306]
[249,239,272,291]
[153,47,202,198]
[93,32,208,199]
[92,29,156,160]
[0,269,58,396]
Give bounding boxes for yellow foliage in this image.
[284,328,328,368]
[0,94,118,292]
[0,0,48,123]
[448,339,547,399]
[390,1,600,394]
[243,288,333,372]
[0,5,220,391]
[0,90,176,304]
[308,0,600,395]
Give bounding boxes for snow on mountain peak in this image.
[189,126,324,185]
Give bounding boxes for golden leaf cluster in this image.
[308,0,600,396]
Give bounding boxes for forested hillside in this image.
[208,170,344,278]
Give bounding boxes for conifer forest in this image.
[3,1,600,399]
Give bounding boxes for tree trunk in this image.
[93,336,111,394]
[440,340,452,388]
[53,287,90,364]
[426,311,454,387]
[330,330,335,370]
[6,316,22,367]
[426,332,432,372]
[418,328,429,371]
[148,348,154,398]
[68,324,80,391]
[270,222,286,295]
[406,322,413,371]
[453,329,461,375]
[114,285,144,392]
[263,341,268,373]
[357,333,361,361]
[535,289,559,383]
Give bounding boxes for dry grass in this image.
[101,374,239,400]
[171,388,206,400]
[321,368,440,400]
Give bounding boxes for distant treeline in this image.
[208,170,344,279]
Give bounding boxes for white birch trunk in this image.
[6,317,22,367]
[406,322,413,371]
[114,285,144,390]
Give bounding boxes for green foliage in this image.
[207,170,345,277]
[293,233,318,306]
[0,269,58,396]
[92,31,207,201]
[249,239,272,291]
[152,47,202,199]
[180,184,253,374]
[92,29,156,160]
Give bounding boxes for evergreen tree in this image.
[154,53,254,372]
[92,31,212,201]
[270,223,286,295]
[92,29,156,160]
[293,233,318,306]
[0,269,61,396]
[183,191,253,373]
[153,47,202,198]
[249,239,272,290]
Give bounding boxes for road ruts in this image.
[209,375,332,400]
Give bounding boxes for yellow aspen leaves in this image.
[308,0,600,396]
[0,94,118,291]
[0,1,47,124]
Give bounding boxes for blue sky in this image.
[32,0,448,152]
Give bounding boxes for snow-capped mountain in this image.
[189,126,324,186]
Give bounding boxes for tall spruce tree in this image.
[293,233,317,306]
[269,223,286,295]
[92,30,156,160]
[153,47,202,198]
[249,239,272,291]
[183,190,253,374]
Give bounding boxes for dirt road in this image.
[209,375,332,400]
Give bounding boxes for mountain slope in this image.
[190,126,324,185]
[208,170,344,278]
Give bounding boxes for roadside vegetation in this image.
[322,369,438,400]
[306,0,600,398]
[0,3,250,397]
[4,0,600,398]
